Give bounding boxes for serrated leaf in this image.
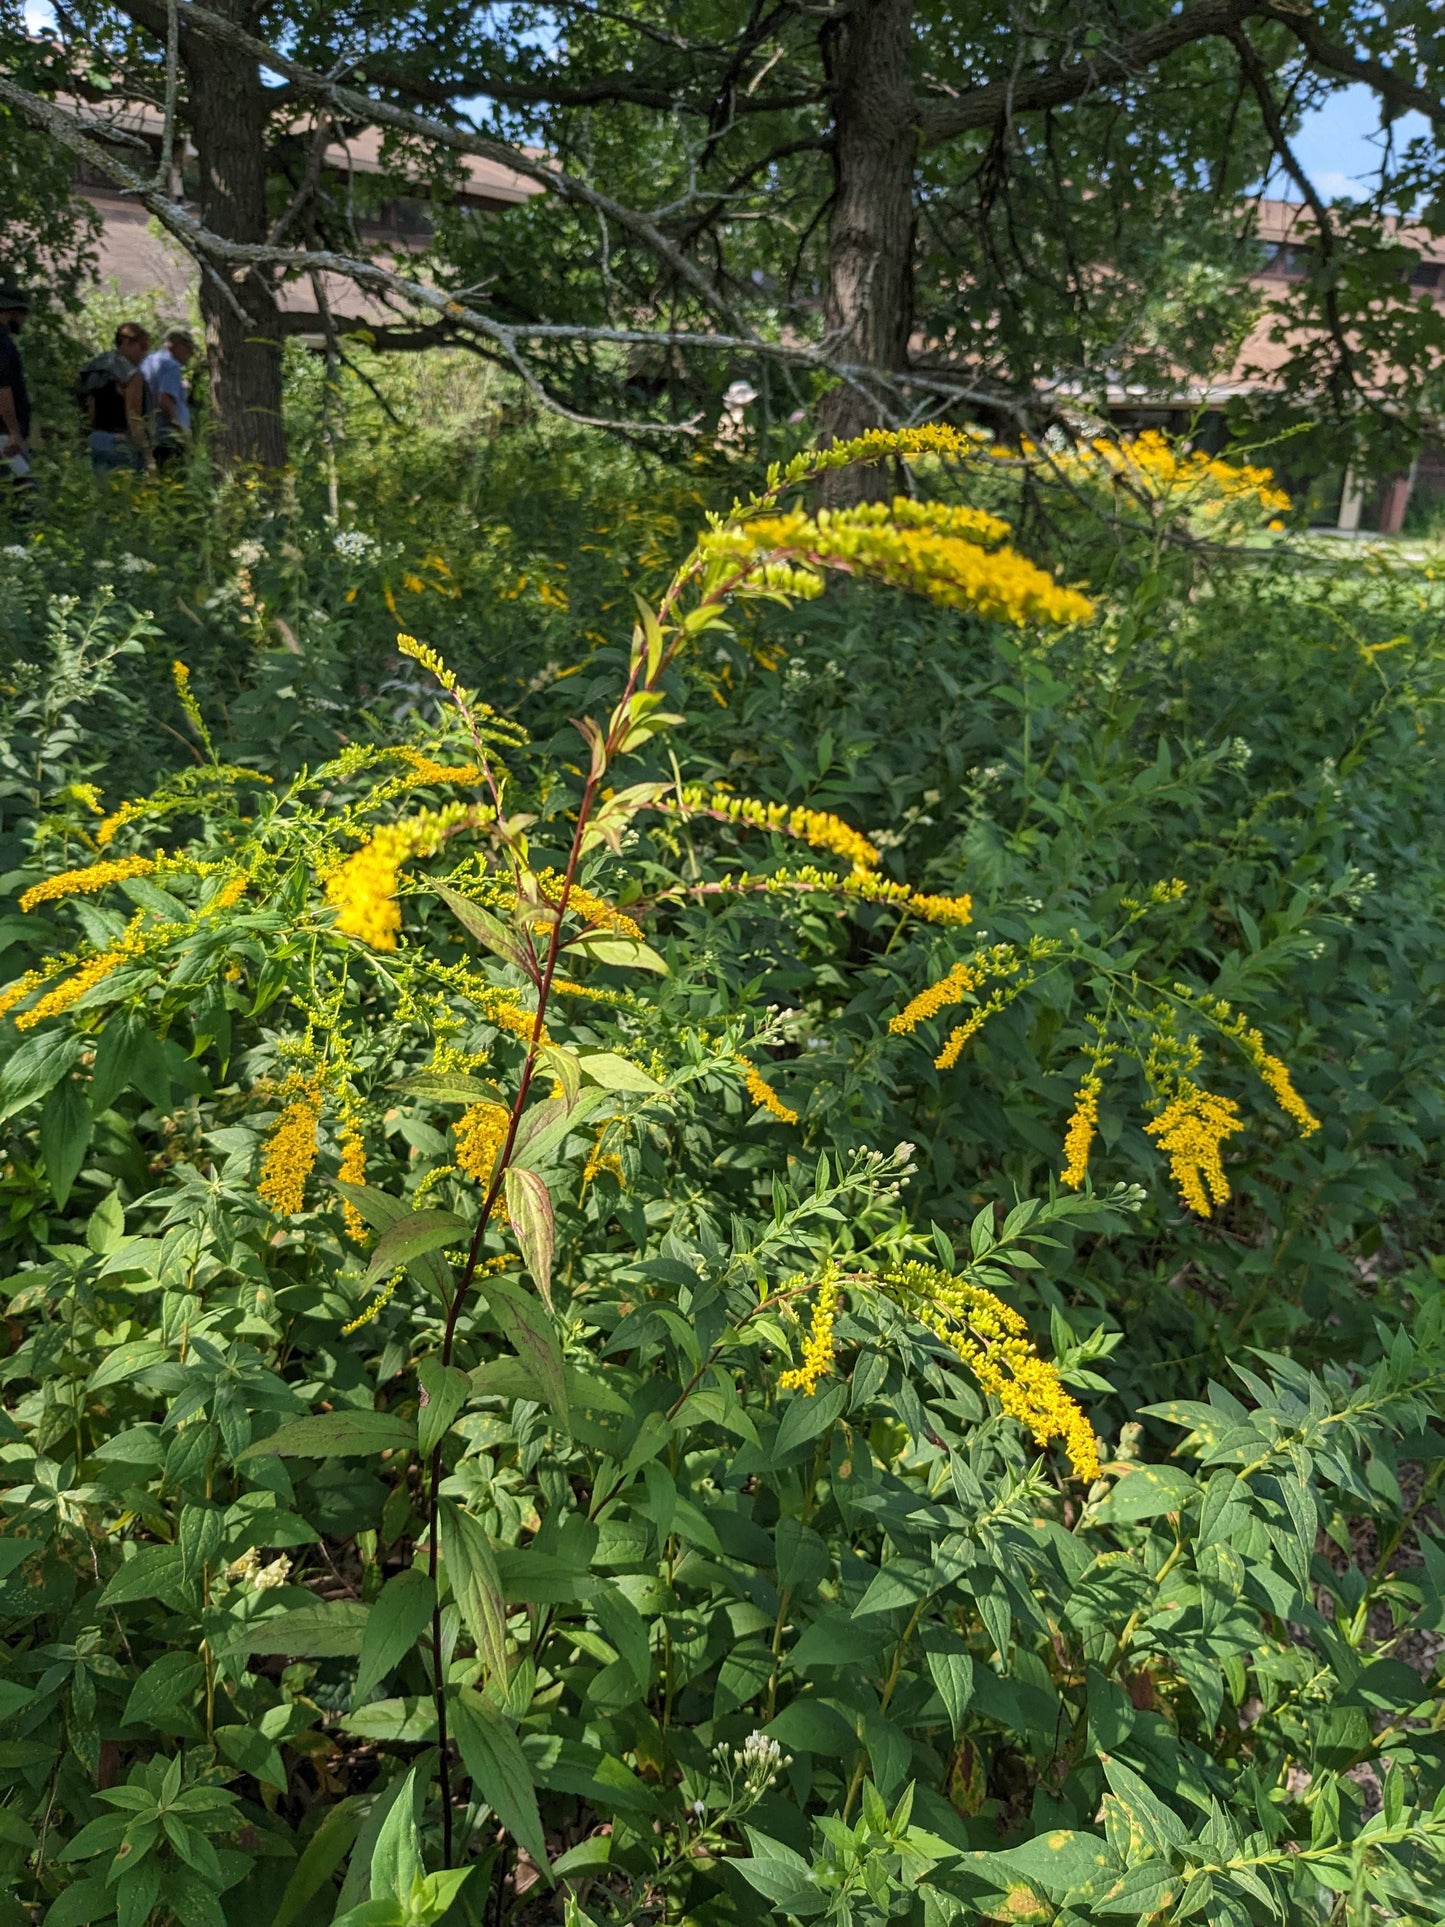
[480,1271,569,1424]
[224,1602,371,1658]
[393,1070,505,1105]
[432,881,531,970]
[575,1050,662,1092]
[1091,1464,1197,1523]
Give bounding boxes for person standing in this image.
[0,287,32,498]
[80,323,154,473]
[141,328,196,467]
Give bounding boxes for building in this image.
[67,98,541,334]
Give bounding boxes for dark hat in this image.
[0,287,30,311]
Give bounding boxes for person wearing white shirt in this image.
[140,329,196,467]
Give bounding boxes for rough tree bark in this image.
[817,0,918,504]
[182,0,286,468]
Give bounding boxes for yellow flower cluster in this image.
[1211,1004,1320,1137]
[19,854,157,913]
[706,498,1093,628]
[904,890,975,928]
[338,1120,368,1244]
[13,924,147,1031]
[1145,1082,1244,1216]
[583,1126,626,1187]
[1060,1073,1103,1190]
[394,747,484,787]
[884,1260,1099,1481]
[740,1059,799,1125]
[701,864,972,927]
[325,808,477,950]
[455,1101,511,1184]
[535,870,644,941]
[780,1263,844,1394]
[685,786,880,873]
[258,1075,324,1217]
[935,995,1009,1070]
[1039,431,1290,520]
[172,659,212,751]
[889,961,977,1036]
[0,971,43,1020]
[396,632,457,693]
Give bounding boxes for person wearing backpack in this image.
[79,323,154,473]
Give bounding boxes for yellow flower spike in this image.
[1060,1073,1103,1190]
[684,785,881,873]
[20,854,158,913]
[337,1119,368,1244]
[780,1263,844,1394]
[0,969,44,1020]
[171,660,213,753]
[1144,1082,1245,1216]
[882,1259,1100,1482]
[738,1059,799,1125]
[325,806,482,951]
[454,1101,511,1185]
[13,922,148,1031]
[258,1075,325,1217]
[342,1268,403,1335]
[889,961,977,1036]
[396,632,457,693]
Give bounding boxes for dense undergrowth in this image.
[3,359,1445,1927]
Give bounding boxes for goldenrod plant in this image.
[4,425,1445,1927]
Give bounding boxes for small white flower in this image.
[231,538,264,567]
[332,528,379,561]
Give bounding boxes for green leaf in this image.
[511,1087,608,1169]
[502,1167,554,1306]
[0,1029,82,1124]
[924,1640,975,1738]
[223,1601,371,1658]
[273,1796,368,1927]
[734,1831,827,1915]
[1091,1464,1197,1523]
[121,1651,203,1729]
[480,1271,569,1423]
[214,1723,287,1791]
[451,1686,552,1878]
[40,1076,90,1208]
[241,1410,416,1460]
[364,1209,471,1288]
[438,1499,509,1681]
[431,881,531,971]
[997,1830,1118,1901]
[568,933,669,974]
[393,1070,505,1104]
[99,1543,184,1608]
[354,1568,436,1704]
[773,1379,849,1460]
[87,1339,169,1392]
[416,1358,471,1457]
[368,1766,423,1905]
[575,1049,662,1092]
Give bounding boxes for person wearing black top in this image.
[0,287,32,496]
[82,323,154,473]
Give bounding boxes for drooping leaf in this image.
[451,1686,552,1878]
[354,1568,436,1704]
[480,1271,569,1423]
[502,1166,554,1306]
[438,1499,509,1681]
[364,1209,472,1288]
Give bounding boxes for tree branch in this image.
[919,0,1268,144]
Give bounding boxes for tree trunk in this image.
[817,0,918,503]
[183,6,286,469]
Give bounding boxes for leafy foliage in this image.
[2,415,1445,1927]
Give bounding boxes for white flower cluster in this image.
[333,528,380,561]
[225,1547,292,1591]
[118,554,158,575]
[231,538,264,568]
